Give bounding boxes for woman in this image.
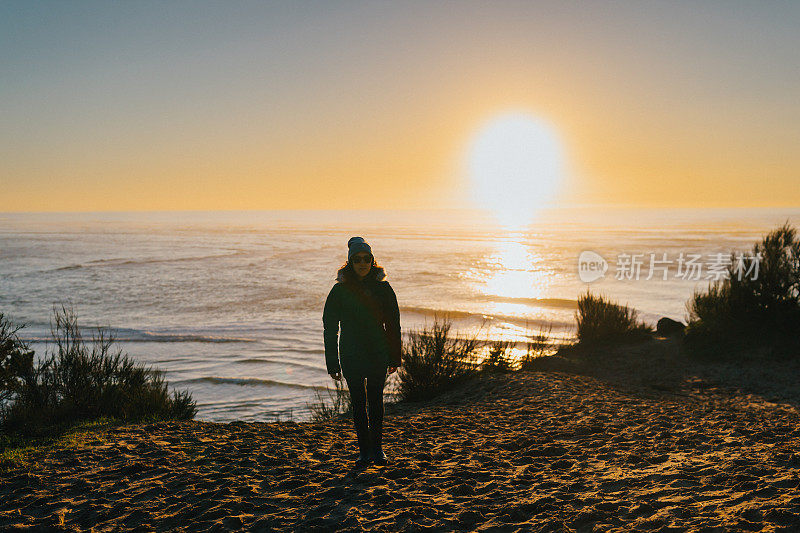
[323,236,402,467]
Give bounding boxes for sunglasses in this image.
[351,255,373,264]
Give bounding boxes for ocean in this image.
[2,207,798,422]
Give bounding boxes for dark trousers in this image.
[344,367,387,456]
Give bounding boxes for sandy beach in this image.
[2,337,800,532]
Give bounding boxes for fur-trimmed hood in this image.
[337,265,386,283]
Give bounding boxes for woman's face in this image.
[351,251,373,279]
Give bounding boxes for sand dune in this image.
[2,339,800,531]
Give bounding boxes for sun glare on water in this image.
[483,239,548,302]
[467,113,565,230]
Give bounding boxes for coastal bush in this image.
[0,313,38,419]
[0,314,45,456]
[0,305,196,441]
[518,322,556,370]
[685,222,800,359]
[575,291,653,346]
[395,314,483,402]
[481,339,515,373]
[306,377,351,422]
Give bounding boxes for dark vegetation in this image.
[393,315,484,402]
[575,290,653,346]
[0,305,196,455]
[684,222,800,359]
[307,377,351,423]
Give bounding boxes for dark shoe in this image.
[373,448,389,466]
[368,426,386,465]
[355,451,372,468]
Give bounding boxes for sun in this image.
[466,112,565,229]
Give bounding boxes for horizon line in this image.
[4,204,800,216]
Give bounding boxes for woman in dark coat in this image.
[323,236,402,467]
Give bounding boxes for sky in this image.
[2,1,799,212]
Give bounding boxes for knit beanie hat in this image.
[347,236,372,261]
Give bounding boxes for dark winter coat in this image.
[323,265,402,377]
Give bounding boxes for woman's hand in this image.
[329,371,342,381]
[387,366,397,375]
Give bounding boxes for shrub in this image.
[575,291,653,346]
[481,339,515,373]
[395,314,483,402]
[518,322,557,370]
[1,305,196,441]
[0,313,39,421]
[684,222,800,359]
[306,378,352,422]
